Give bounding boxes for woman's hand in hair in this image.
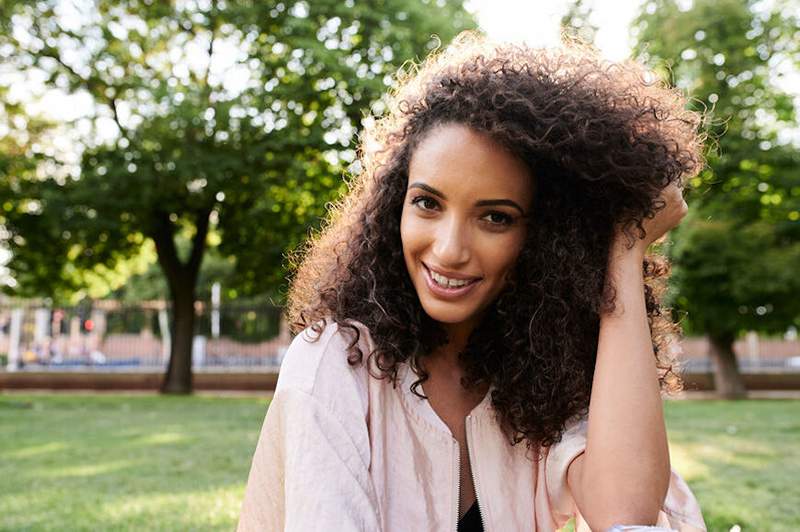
[614,181,688,258]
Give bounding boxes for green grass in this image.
[663,399,800,532]
[0,394,797,531]
[0,393,267,531]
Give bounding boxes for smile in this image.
[423,264,481,299]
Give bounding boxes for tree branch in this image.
[29,16,132,141]
[187,208,211,278]
[108,97,130,141]
[204,0,217,92]
[150,210,183,290]
[204,0,218,136]
[36,44,131,140]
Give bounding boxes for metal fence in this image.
[678,333,800,373]
[2,301,799,373]
[0,300,288,371]
[681,357,800,373]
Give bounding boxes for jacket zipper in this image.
[466,414,487,531]
[453,438,461,532]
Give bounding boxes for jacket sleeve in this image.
[237,387,382,532]
[543,416,707,532]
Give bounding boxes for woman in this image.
[238,32,707,531]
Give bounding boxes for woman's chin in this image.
[419,302,475,325]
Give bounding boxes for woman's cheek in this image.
[493,233,526,283]
[486,231,524,264]
[400,214,431,255]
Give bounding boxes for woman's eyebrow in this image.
[408,182,526,215]
[475,198,526,215]
[409,182,446,199]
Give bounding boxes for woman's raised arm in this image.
[566,183,688,530]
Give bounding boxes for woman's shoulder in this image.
[275,318,375,411]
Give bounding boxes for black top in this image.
[457,500,483,532]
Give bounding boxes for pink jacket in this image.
[238,321,706,531]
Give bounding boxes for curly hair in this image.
[286,32,703,451]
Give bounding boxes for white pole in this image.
[211,282,221,339]
[746,330,759,364]
[34,308,49,344]
[89,309,107,363]
[69,315,81,357]
[158,308,171,366]
[192,334,207,368]
[7,308,23,371]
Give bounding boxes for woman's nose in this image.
[431,217,471,266]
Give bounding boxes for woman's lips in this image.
[422,264,481,300]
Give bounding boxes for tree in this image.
[560,0,598,45]
[0,86,74,294]
[107,235,238,304]
[633,0,800,398]
[0,0,475,393]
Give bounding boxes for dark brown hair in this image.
[286,32,703,450]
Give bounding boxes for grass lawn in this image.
[0,393,267,531]
[663,399,800,531]
[1,393,798,531]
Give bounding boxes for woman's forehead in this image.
[408,123,533,203]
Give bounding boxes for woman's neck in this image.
[424,320,474,376]
[423,335,490,403]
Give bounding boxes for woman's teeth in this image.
[430,269,475,288]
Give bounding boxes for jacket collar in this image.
[397,362,494,439]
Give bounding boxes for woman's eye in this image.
[410,196,515,227]
[482,211,514,226]
[410,195,438,211]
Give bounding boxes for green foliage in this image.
[108,234,237,303]
[634,0,800,337]
[669,214,800,335]
[560,0,598,44]
[0,0,476,303]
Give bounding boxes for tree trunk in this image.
[708,333,747,399]
[152,208,210,395]
[161,280,197,394]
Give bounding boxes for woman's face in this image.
[400,122,533,332]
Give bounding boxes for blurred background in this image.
[0,0,798,530]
